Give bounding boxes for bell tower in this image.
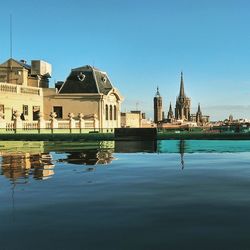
[154,86,163,123]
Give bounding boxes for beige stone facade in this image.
[0,59,123,129]
[0,82,43,121]
[121,112,141,128]
[121,111,154,128]
[43,65,123,129]
[43,88,122,129]
[0,59,48,121]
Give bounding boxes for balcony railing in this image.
[0,112,104,134]
[0,82,42,96]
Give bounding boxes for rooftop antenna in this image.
[8,14,13,83]
[10,14,13,59]
[136,101,139,111]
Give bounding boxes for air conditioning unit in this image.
[31,60,52,77]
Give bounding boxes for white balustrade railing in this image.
[75,121,80,128]
[0,83,17,93]
[23,121,38,130]
[85,120,95,128]
[58,121,70,129]
[0,82,41,96]
[45,121,51,129]
[0,112,100,133]
[6,122,14,131]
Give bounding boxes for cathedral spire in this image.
[169,102,173,113]
[167,102,174,120]
[197,103,201,113]
[155,86,160,97]
[179,72,185,98]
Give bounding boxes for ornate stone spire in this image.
[169,102,173,113]
[196,103,203,125]
[179,72,185,98]
[197,103,201,113]
[155,86,160,97]
[167,102,174,120]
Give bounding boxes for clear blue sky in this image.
[1,0,250,120]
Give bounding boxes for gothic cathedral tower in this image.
[154,87,163,123]
[175,72,191,121]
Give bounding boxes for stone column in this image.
[93,114,99,130]
[68,113,75,133]
[117,101,121,129]
[78,113,85,132]
[13,111,22,133]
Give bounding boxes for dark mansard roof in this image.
[59,65,113,95]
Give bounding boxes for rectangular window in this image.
[53,106,63,119]
[0,105,4,114]
[23,105,28,116]
[33,106,40,121]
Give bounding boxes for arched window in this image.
[110,105,112,120]
[114,105,117,120]
[105,105,108,120]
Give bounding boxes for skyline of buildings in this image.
[1,0,250,121]
[0,56,248,127]
[154,72,209,125]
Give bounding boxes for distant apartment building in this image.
[121,111,154,128]
[0,58,123,129]
[121,111,141,128]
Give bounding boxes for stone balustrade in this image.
[0,82,42,96]
[0,112,99,133]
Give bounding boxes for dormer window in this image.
[102,76,107,83]
[77,72,85,82]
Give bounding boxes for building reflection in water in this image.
[0,139,189,184]
[179,140,185,170]
[0,141,114,181]
[0,152,54,182]
[57,141,115,169]
[61,149,114,166]
[157,140,187,169]
[115,140,157,153]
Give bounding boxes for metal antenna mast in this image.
[10,14,13,59]
[136,101,139,111]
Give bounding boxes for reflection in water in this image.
[115,140,157,153]
[2,140,250,249]
[0,142,116,182]
[3,139,245,183]
[0,153,54,182]
[61,149,114,166]
[0,140,189,183]
[0,140,159,182]
[179,140,185,170]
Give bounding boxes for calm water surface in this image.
[1,140,250,250]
